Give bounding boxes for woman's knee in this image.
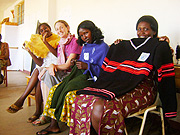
[92,99,104,120]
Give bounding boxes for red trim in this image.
[122,60,153,69]
[158,63,175,81]
[165,112,177,118]
[102,60,152,76]
[117,66,150,76]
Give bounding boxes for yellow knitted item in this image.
[25,33,60,58]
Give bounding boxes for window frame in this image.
[15,1,24,25]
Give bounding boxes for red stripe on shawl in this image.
[102,57,110,70]
[83,87,115,99]
[117,66,150,76]
[165,112,177,117]
[122,60,153,70]
[158,63,175,82]
[104,57,109,64]
[103,60,152,76]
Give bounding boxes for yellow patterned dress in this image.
[43,82,77,126]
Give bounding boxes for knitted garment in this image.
[25,33,60,58]
[77,38,177,118]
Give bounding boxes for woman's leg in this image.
[7,68,39,114]
[14,68,39,107]
[27,81,43,122]
[35,81,43,115]
[91,98,104,134]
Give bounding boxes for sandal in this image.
[36,128,60,135]
[27,115,39,123]
[32,115,50,126]
[6,104,23,113]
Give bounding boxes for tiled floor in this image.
[0,71,180,135]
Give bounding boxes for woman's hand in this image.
[114,39,123,45]
[38,68,47,81]
[48,64,57,76]
[158,36,174,55]
[159,36,170,44]
[42,32,48,43]
[70,58,77,67]
[22,44,31,53]
[76,61,88,70]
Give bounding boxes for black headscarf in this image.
[136,15,158,38]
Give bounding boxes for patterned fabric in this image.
[0,59,6,68]
[0,42,11,67]
[60,90,77,126]
[70,75,157,135]
[51,66,93,121]
[43,66,93,122]
[43,83,61,120]
[43,84,77,127]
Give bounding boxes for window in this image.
[15,1,24,25]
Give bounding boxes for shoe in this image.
[36,129,60,135]
[27,115,39,123]
[6,104,23,113]
[32,115,50,126]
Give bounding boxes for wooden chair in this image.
[26,76,35,106]
[1,66,8,87]
[124,92,165,135]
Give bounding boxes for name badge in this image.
[138,52,150,62]
[84,53,89,60]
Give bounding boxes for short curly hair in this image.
[38,23,51,35]
[136,15,158,38]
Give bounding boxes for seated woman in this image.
[69,15,177,135]
[36,20,109,135]
[0,34,11,84]
[32,20,82,125]
[7,23,60,123]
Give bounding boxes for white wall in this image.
[2,0,180,71]
[55,0,180,48]
[3,0,55,71]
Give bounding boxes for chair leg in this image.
[160,107,165,135]
[124,126,128,135]
[27,96,31,106]
[138,111,148,135]
[5,68,7,87]
[138,106,157,135]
